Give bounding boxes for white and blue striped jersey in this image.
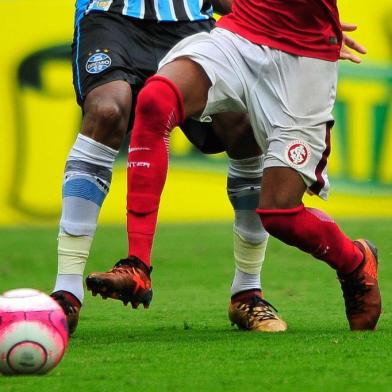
[75,0,214,24]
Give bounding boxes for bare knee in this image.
[82,82,132,149]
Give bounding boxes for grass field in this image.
[0,219,391,391]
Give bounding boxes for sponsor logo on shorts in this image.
[285,140,311,168]
[85,52,112,74]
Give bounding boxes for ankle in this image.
[231,289,263,304]
[117,256,152,276]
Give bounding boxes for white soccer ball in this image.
[0,288,68,375]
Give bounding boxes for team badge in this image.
[91,0,111,10]
[97,1,110,8]
[285,140,311,168]
[85,52,112,74]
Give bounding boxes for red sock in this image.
[257,204,363,275]
[127,76,185,267]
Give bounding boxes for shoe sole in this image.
[85,275,153,309]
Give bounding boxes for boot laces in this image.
[239,297,279,321]
[111,258,151,276]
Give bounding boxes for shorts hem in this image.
[76,69,137,105]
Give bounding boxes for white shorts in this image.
[159,28,338,199]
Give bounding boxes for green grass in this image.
[0,220,392,391]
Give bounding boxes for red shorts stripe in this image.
[309,121,333,196]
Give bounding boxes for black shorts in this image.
[72,11,223,153]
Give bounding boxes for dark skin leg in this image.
[260,167,307,209]
[81,80,132,150]
[158,58,211,119]
[212,112,261,159]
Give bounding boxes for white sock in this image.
[53,274,84,303]
[231,268,261,296]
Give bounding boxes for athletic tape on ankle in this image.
[234,232,268,274]
[58,234,92,275]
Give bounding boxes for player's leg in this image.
[251,51,381,330]
[87,30,248,308]
[125,27,251,271]
[51,13,134,334]
[258,165,363,274]
[84,23,221,307]
[85,59,209,308]
[258,166,381,330]
[52,82,131,335]
[211,112,287,332]
[126,59,210,265]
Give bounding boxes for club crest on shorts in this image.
[285,140,311,168]
[85,52,112,74]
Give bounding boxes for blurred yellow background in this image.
[0,0,391,225]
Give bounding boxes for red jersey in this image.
[216,0,342,61]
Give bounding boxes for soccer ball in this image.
[0,288,68,375]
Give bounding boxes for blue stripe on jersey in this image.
[125,0,144,18]
[185,0,209,21]
[75,0,91,25]
[63,179,106,207]
[156,0,175,21]
[74,22,82,99]
[75,0,212,22]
